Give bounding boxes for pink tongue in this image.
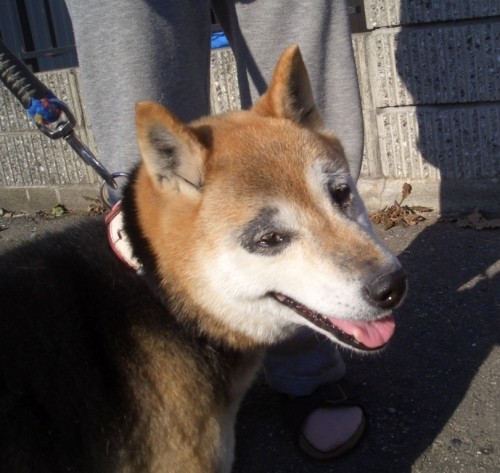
[327,315,396,349]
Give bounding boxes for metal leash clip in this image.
[34,97,118,190]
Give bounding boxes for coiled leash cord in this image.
[0,38,125,207]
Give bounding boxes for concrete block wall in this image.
[209,48,241,115]
[0,68,97,187]
[1,3,499,213]
[0,68,100,210]
[365,0,498,29]
[358,1,499,213]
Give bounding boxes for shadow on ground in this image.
[0,212,498,472]
[233,217,499,473]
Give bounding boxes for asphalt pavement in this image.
[0,210,498,473]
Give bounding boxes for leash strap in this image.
[0,38,117,191]
[0,39,50,107]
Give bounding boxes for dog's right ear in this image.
[135,101,206,193]
[253,45,323,130]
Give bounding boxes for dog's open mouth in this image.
[271,292,395,351]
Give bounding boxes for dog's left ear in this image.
[253,45,323,129]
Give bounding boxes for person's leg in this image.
[264,332,364,458]
[262,329,346,396]
[65,0,212,172]
[212,0,363,179]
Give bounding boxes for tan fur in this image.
[124,45,404,471]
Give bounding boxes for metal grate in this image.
[0,0,77,72]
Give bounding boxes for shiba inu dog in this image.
[0,46,406,472]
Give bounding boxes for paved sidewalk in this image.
[0,210,498,472]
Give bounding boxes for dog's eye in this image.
[259,232,286,248]
[240,208,292,255]
[330,183,351,208]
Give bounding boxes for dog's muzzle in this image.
[271,267,408,352]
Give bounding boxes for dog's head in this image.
[133,45,407,352]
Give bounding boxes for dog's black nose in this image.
[364,268,408,309]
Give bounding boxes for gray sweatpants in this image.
[66,0,362,396]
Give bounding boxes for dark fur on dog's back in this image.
[0,192,258,472]
[1,218,127,471]
[0,46,406,472]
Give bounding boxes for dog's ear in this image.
[135,101,206,193]
[253,45,323,129]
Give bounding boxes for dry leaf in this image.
[409,206,433,213]
[401,183,412,204]
[369,184,432,230]
[83,195,107,215]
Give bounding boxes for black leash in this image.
[0,38,121,203]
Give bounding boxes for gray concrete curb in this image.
[2,177,498,215]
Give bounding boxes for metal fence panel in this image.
[0,0,25,55]
[0,0,76,72]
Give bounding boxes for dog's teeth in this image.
[275,293,287,302]
[352,327,365,344]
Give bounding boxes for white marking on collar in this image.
[105,202,143,273]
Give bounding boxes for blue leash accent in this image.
[26,93,63,125]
